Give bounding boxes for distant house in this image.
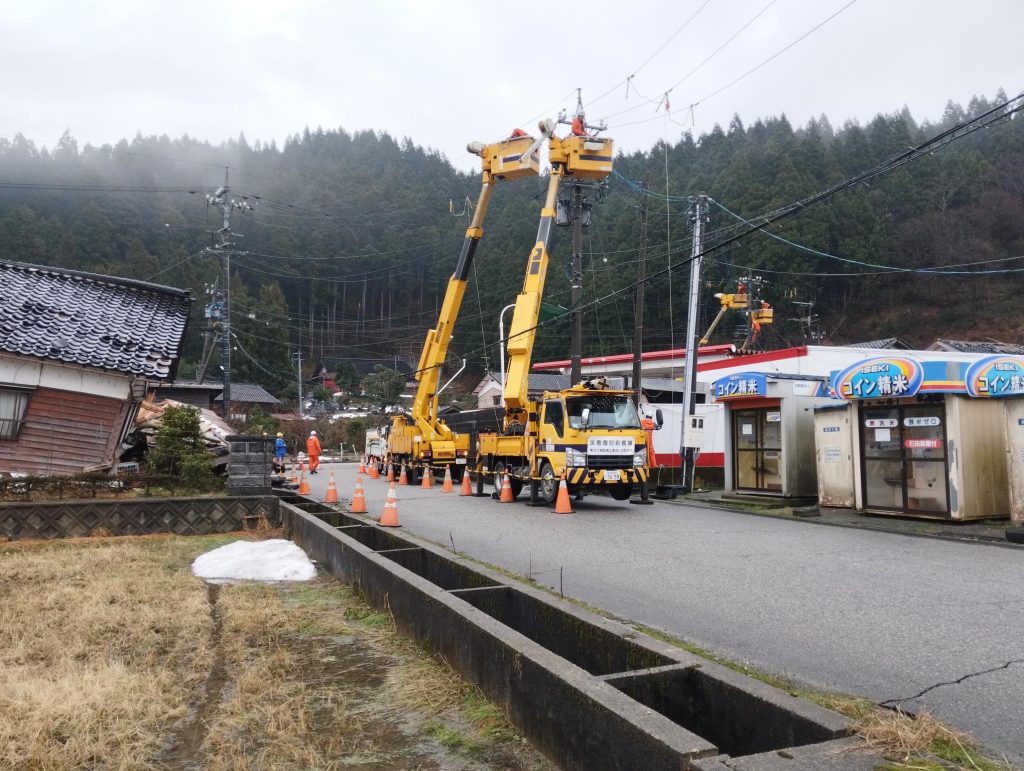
[471,371,572,409]
[317,356,417,393]
[927,339,1024,355]
[151,379,224,410]
[849,337,914,350]
[0,261,191,475]
[213,383,282,420]
[151,379,282,421]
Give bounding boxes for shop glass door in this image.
[860,404,949,515]
[733,408,783,492]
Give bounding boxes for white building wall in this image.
[0,353,130,400]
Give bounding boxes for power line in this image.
[411,89,1024,377]
[588,0,716,109]
[609,0,859,129]
[598,0,779,123]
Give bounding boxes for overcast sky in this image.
[1,0,1021,175]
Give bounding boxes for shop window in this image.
[0,388,30,439]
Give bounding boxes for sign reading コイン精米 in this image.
[713,372,767,401]
[964,355,1024,398]
[832,357,925,401]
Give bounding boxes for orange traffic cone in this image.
[298,468,311,495]
[297,459,305,472]
[386,463,395,482]
[442,465,454,493]
[459,469,473,496]
[554,474,573,514]
[421,465,433,489]
[499,473,515,503]
[358,457,366,474]
[379,481,400,527]
[324,472,339,504]
[349,474,367,513]
[398,464,409,485]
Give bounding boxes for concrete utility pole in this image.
[679,193,709,492]
[293,350,303,418]
[569,184,584,385]
[206,167,252,421]
[631,178,649,408]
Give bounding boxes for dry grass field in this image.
[0,534,551,770]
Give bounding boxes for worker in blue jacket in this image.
[274,432,287,472]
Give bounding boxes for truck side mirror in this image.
[655,408,664,428]
[581,407,591,429]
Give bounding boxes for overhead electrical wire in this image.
[408,89,1024,378]
[712,199,1024,275]
[598,0,779,123]
[608,0,859,129]
[587,0,715,109]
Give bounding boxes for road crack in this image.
[880,658,1024,707]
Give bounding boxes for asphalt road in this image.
[303,463,1024,765]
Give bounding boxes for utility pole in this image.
[569,184,584,384]
[679,193,709,492]
[293,350,304,418]
[631,178,649,408]
[205,167,252,421]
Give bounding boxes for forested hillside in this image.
[1,90,1021,394]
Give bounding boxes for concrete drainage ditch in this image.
[279,495,880,770]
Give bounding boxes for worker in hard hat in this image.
[306,430,322,474]
[274,431,287,473]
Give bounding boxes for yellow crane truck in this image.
[476,124,652,504]
[385,131,543,482]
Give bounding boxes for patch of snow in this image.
[192,539,317,583]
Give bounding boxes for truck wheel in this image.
[609,483,632,501]
[492,462,507,497]
[539,462,558,504]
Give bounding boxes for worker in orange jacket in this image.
[306,430,322,474]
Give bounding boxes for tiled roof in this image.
[474,371,573,396]
[0,261,192,379]
[528,373,572,392]
[928,339,1024,355]
[214,383,281,404]
[156,379,225,390]
[848,337,913,350]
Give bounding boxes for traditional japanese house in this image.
[0,261,192,475]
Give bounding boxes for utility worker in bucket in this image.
[306,430,322,474]
[274,432,287,473]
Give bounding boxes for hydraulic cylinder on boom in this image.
[385,131,545,481]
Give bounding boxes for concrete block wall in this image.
[226,434,273,496]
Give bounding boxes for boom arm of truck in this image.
[502,173,562,412]
[408,134,542,442]
[501,130,615,417]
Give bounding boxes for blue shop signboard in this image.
[964,355,1024,397]
[713,372,767,401]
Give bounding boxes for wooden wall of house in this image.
[0,387,131,476]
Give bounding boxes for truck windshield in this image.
[566,395,641,430]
